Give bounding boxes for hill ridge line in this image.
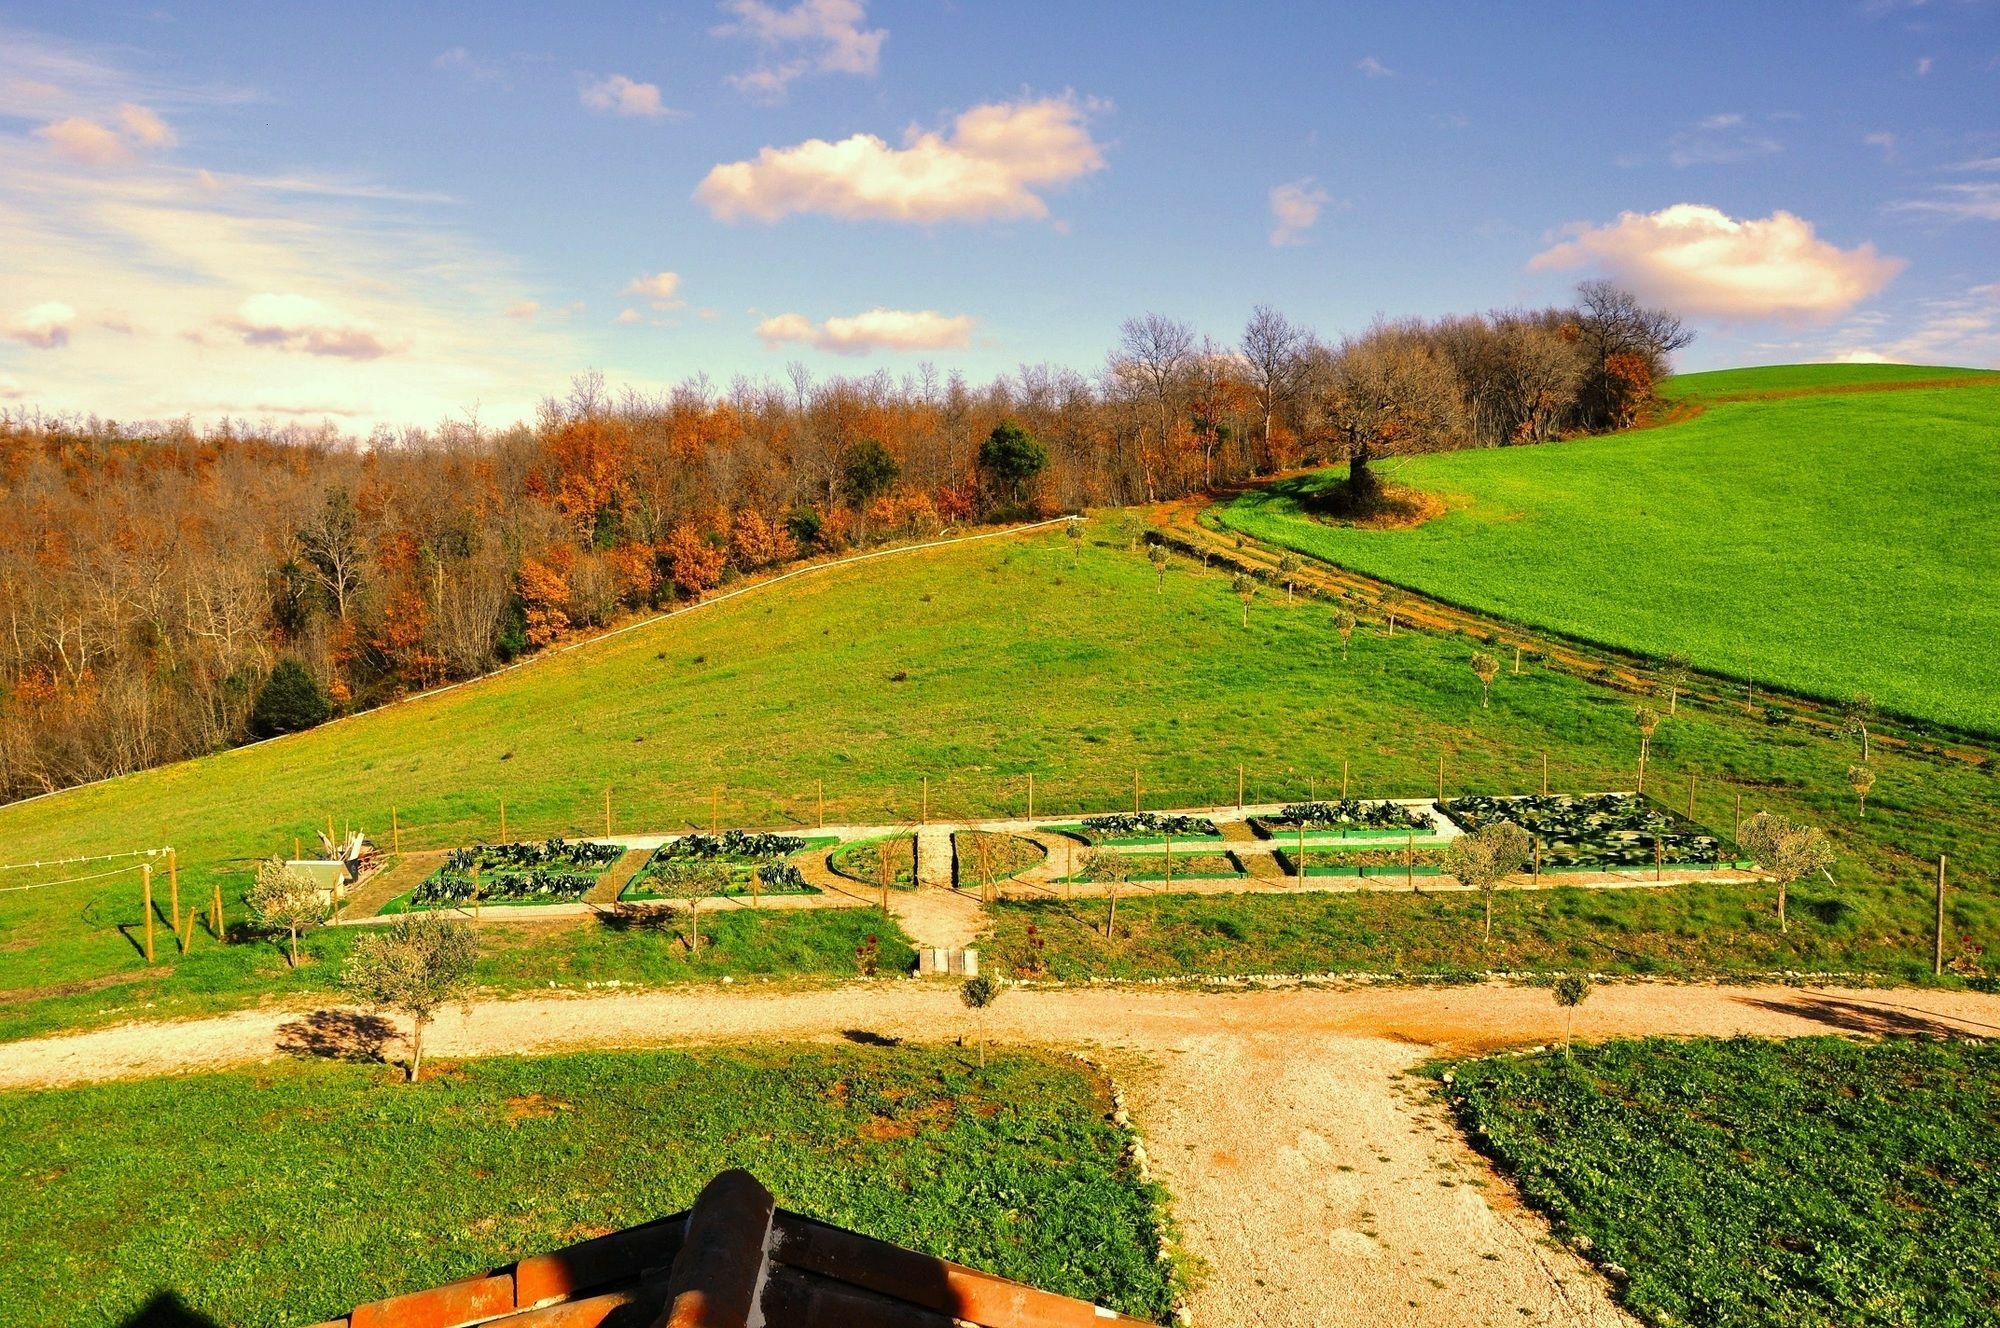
[0,515,1082,817]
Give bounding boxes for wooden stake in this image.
[392,806,401,853]
[1309,774,1316,800]
[211,882,224,941]
[142,864,155,963]
[1237,764,1245,809]
[1512,644,1521,675]
[921,777,929,825]
[604,785,612,837]
[1027,772,1035,822]
[1688,771,1697,820]
[1654,836,1663,882]
[816,779,824,828]
[1297,821,1306,885]
[294,836,301,862]
[1342,758,1350,801]
[326,813,334,848]
[1540,751,1549,796]
[500,799,507,842]
[1935,855,1947,978]
[1437,752,1446,802]
[1532,840,1541,882]
[178,899,194,954]
[712,786,720,834]
[472,863,481,920]
[1133,768,1141,815]
[167,848,179,929]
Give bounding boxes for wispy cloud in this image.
[696,94,1107,225]
[713,0,885,103]
[1667,114,1781,167]
[580,73,681,120]
[1268,178,1333,247]
[625,272,685,309]
[1355,55,1395,78]
[1890,182,2000,221]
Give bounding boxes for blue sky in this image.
[1,0,1996,427]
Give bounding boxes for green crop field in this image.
[1659,362,1997,401]
[1212,367,2000,734]
[0,1044,1176,1328]
[1434,1036,2000,1327]
[1,508,1996,1038]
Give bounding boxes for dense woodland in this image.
[0,281,1687,800]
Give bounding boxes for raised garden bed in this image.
[1050,813,1223,846]
[625,831,836,899]
[954,831,1044,887]
[402,838,625,910]
[1438,793,1747,869]
[1078,851,1245,883]
[1250,800,1431,838]
[1273,846,1444,879]
[831,835,916,891]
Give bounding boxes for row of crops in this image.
[411,838,623,907]
[1438,793,1747,868]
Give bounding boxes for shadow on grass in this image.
[277,1009,399,1063]
[841,1028,902,1047]
[118,1292,221,1328]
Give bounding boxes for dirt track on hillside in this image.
[6,982,1997,1327]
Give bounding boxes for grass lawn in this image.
[1211,375,2000,734]
[0,1044,1176,1328]
[2,507,1997,1037]
[1659,362,1998,401]
[1433,1036,2000,1327]
[0,907,915,1043]
[982,881,1994,984]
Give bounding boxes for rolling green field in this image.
[1213,369,2000,734]
[1,509,1996,1037]
[1659,362,1997,401]
[1435,1037,2000,1327]
[0,1044,1176,1327]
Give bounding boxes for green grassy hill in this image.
[2,509,1995,1036]
[1214,366,2000,734]
[1659,362,1997,401]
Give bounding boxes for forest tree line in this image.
[0,280,1688,800]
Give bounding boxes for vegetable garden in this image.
[404,839,624,909]
[1438,793,1745,869]
[1055,813,1223,846]
[623,831,833,900]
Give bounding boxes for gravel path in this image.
[7,982,1999,1326]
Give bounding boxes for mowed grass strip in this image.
[0,1044,1177,1328]
[1,511,1995,1036]
[1433,1036,2000,1328]
[1213,377,2000,734]
[983,880,1997,984]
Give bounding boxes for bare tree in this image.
[1241,306,1311,472]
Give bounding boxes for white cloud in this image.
[1916,56,1934,76]
[220,293,399,360]
[8,301,75,348]
[504,299,539,319]
[1890,182,2000,221]
[580,74,679,120]
[1864,131,1898,161]
[1667,114,1781,168]
[0,372,24,399]
[433,47,502,84]
[1698,112,1744,130]
[1355,56,1394,77]
[714,0,885,102]
[1268,177,1332,247]
[625,271,683,307]
[1530,204,1905,322]
[31,102,176,166]
[755,307,974,355]
[614,308,645,325]
[1823,288,2000,366]
[696,94,1107,225]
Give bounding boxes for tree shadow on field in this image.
[593,904,676,933]
[117,1291,221,1328]
[842,1028,902,1047]
[277,1008,400,1063]
[1735,993,1987,1039]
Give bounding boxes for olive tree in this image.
[1841,692,1876,761]
[1846,764,1876,819]
[653,859,733,953]
[1553,974,1592,1060]
[248,858,328,969]
[1081,849,1132,938]
[1738,812,1835,933]
[1335,609,1357,660]
[1381,590,1407,637]
[1147,542,1168,591]
[1470,652,1499,708]
[1277,554,1299,603]
[1442,821,1532,943]
[960,973,999,1068]
[1659,653,1692,716]
[1066,519,1083,563]
[1231,572,1256,627]
[341,913,478,1082]
[1634,705,1662,792]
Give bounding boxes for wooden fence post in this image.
[211,882,224,942]
[921,777,929,825]
[142,864,155,963]
[1688,771,1697,820]
[167,849,179,931]
[1237,764,1245,809]
[1654,836,1663,882]
[1133,768,1141,815]
[1437,752,1446,802]
[1297,821,1306,885]
[712,786,720,834]
[1027,772,1035,823]
[1935,855,1948,978]
[392,806,401,853]
[294,836,301,862]
[326,814,334,849]
[604,786,612,837]
[1342,758,1350,801]
[472,863,481,920]
[1532,840,1541,882]
[500,799,507,842]
[1540,751,1549,796]
[816,779,825,828]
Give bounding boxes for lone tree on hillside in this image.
[1738,812,1835,933]
[1066,518,1083,563]
[1231,572,1257,627]
[248,858,328,968]
[1841,692,1876,762]
[1278,554,1299,603]
[977,420,1048,508]
[1846,764,1876,819]
[1470,652,1499,708]
[653,859,733,953]
[1443,821,1532,944]
[341,912,478,1082]
[1634,705,1662,792]
[960,973,1000,1068]
[841,438,900,508]
[1335,609,1357,660]
[1147,542,1168,591]
[1553,974,1593,1061]
[250,658,332,738]
[1381,590,1407,637]
[1659,653,1692,716]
